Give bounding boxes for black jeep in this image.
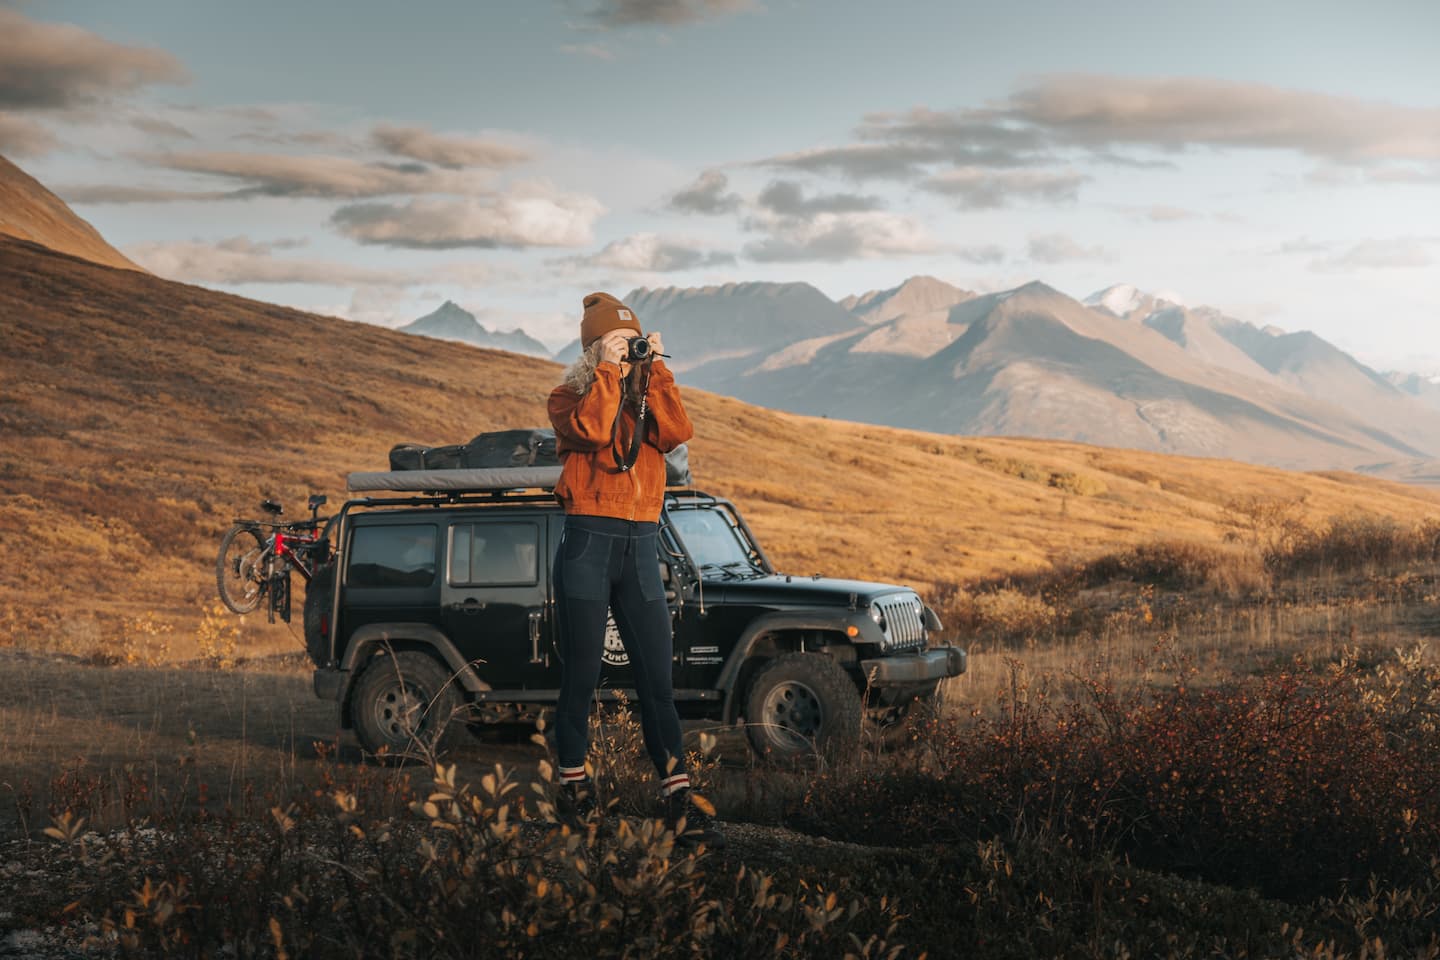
[304,469,966,762]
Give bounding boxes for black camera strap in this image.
[611,363,652,472]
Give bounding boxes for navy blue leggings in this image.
[553,515,686,779]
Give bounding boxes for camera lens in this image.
[628,337,651,360]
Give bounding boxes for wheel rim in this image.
[370,680,429,745]
[232,548,266,604]
[760,680,824,749]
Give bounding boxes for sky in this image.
[3,0,1438,368]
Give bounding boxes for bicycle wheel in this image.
[216,524,269,614]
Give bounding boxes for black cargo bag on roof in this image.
[463,429,559,469]
[389,442,465,471]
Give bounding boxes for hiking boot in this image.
[664,788,725,849]
[558,780,600,829]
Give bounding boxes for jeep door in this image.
[441,513,552,688]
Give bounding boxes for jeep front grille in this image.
[876,594,927,651]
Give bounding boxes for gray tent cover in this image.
[348,443,691,494]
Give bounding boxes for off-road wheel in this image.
[744,652,863,762]
[351,651,461,761]
[216,525,267,614]
[302,561,335,667]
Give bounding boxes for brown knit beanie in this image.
[580,291,642,348]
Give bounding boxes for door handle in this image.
[448,598,487,614]
[528,610,545,664]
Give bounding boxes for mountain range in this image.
[2,148,1430,480]
[599,276,1439,478]
[399,300,550,358]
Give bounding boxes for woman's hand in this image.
[646,331,664,357]
[599,329,632,377]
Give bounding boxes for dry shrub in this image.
[1077,539,1269,596]
[928,582,1061,646]
[59,762,908,958]
[794,645,1440,906]
[195,602,241,669]
[585,692,721,818]
[116,612,173,667]
[1273,513,1440,578]
[1046,470,1106,497]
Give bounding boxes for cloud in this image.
[759,142,946,181]
[131,116,195,141]
[667,170,742,214]
[331,182,605,249]
[0,112,59,156]
[1003,74,1440,167]
[956,244,1007,265]
[0,8,187,110]
[1310,238,1434,272]
[743,211,938,263]
[1026,233,1110,264]
[757,180,881,216]
[141,150,493,198]
[921,167,1087,209]
[230,129,358,150]
[579,0,755,28]
[370,123,531,169]
[756,75,1440,200]
[126,236,415,286]
[856,107,1051,167]
[59,184,234,204]
[562,232,734,272]
[1109,203,1199,223]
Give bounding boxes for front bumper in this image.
[859,646,967,686]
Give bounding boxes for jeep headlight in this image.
[869,601,887,638]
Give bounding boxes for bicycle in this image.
[216,494,333,623]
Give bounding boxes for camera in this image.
[625,336,652,362]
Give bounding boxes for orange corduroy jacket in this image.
[547,358,694,521]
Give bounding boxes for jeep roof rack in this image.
[347,466,562,494]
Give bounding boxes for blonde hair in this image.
[562,340,603,396]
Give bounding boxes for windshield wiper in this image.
[698,560,759,579]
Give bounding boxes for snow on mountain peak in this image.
[1084,283,1147,317]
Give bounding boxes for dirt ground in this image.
[0,649,767,843]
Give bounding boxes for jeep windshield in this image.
[666,505,765,577]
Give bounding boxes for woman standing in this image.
[547,291,720,846]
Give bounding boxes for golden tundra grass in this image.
[4,234,1438,659]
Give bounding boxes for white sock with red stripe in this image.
[660,772,690,797]
[559,765,588,787]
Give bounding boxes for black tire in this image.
[302,561,335,666]
[216,525,267,614]
[351,651,462,761]
[744,652,863,762]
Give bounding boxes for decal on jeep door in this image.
[601,610,629,666]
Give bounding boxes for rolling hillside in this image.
[3,233,1440,657]
[0,155,141,272]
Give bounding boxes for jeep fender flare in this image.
[715,608,871,723]
[338,623,490,718]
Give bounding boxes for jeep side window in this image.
[348,524,436,588]
[449,522,540,587]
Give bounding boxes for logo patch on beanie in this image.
[618,309,633,322]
